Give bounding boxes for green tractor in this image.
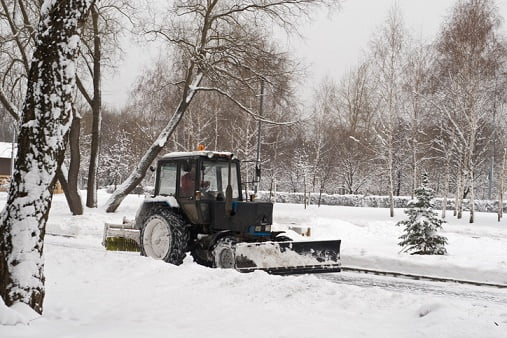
[103,151,341,274]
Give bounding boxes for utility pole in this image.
[254,79,264,194]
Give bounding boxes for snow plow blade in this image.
[234,240,341,275]
[102,220,140,252]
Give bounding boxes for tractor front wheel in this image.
[212,237,236,269]
[140,208,189,265]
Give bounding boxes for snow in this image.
[162,151,233,159]
[143,195,179,208]
[1,190,506,337]
[235,241,330,268]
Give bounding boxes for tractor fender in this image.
[134,196,180,229]
[197,230,233,251]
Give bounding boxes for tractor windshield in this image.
[200,160,239,199]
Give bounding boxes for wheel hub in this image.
[143,216,172,259]
[219,248,235,268]
[214,238,236,269]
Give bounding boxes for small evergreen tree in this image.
[397,173,448,255]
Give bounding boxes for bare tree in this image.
[435,0,504,223]
[336,61,376,194]
[0,0,38,120]
[77,0,133,208]
[369,6,407,217]
[0,0,95,314]
[105,0,335,212]
[308,78,336,200]
[402,41,433,198]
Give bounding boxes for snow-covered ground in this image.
[1,190,506,337]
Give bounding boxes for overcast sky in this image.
[102,0,507,109]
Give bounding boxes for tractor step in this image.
[234,240,341,274]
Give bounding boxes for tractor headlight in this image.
[255,225,271,232]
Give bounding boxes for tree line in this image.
[75,0,507,224]
[294,0,507,224]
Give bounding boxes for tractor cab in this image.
[154,151,273,238]
[157,151,241,202]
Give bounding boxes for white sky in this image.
[102,0,507,109]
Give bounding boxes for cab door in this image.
[177,159,209,225]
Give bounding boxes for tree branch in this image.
[0,86,19,120]
[196,86,299,125]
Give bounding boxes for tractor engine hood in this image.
[208,200,273,234]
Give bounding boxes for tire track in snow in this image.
[319,272,507,305]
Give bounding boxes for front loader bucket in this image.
[234,240,341,275]
[103,221,141,252]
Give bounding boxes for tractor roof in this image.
[161,151,234,160]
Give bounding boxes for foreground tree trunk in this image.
[0,0,94,314]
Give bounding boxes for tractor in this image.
[103,150,341,274]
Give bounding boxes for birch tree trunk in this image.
[468,134,476,223]
[411,147,417,200]
[441,158,450,219]
[388,140,395,217]
[303,172,307,209]
[454,171,459,217]
[0,0,94,314]
[469,169,475,223]
[498,147,506,222]
[456,165,464,219]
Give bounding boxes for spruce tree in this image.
[397,173,448,255]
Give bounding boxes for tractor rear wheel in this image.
[140,208,189,265]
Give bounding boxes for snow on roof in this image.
[0,142,16,159]
[161,151,233,159]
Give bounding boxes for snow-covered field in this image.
[1,190,507,337]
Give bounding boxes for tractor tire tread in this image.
[140,207,189,265]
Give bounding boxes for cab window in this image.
[158,162,177,195]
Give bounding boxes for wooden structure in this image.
[0,142,14,191]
